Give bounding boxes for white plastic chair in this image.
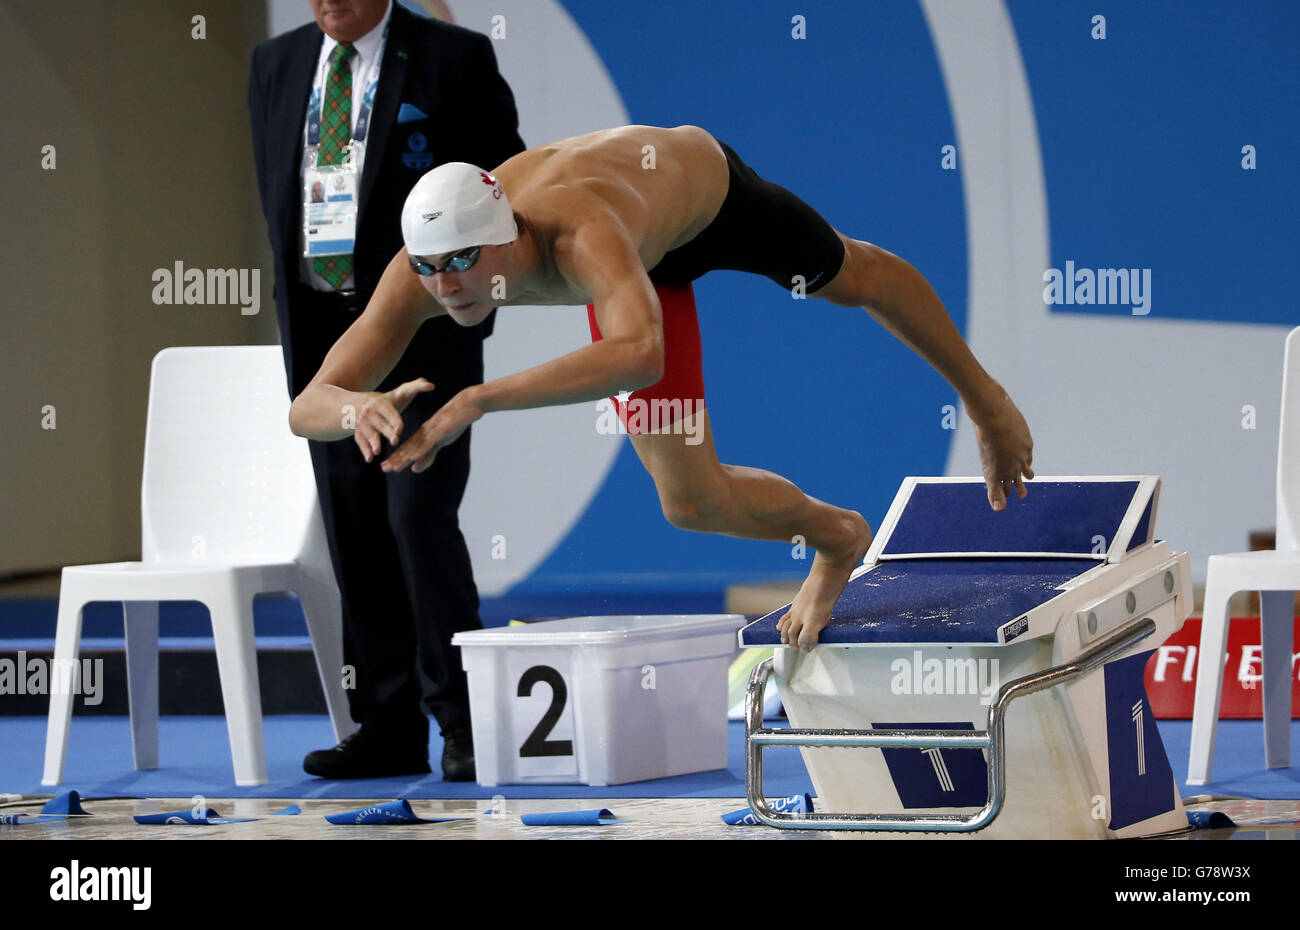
[42,346,356,787]
[1187,326,1300,785]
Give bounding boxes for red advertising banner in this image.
[1144,617,1300,719]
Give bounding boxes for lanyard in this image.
[306,21,389,149]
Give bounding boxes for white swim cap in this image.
[401,162,517,257]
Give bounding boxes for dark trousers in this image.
[285,283,486,737]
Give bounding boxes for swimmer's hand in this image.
[381,388,484,474]
[969,384,1035,511]
[352,378,436,464]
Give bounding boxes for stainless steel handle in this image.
[744,617,1156,831]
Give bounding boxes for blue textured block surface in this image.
[882,481,1139,556]
[741,558,1097,645]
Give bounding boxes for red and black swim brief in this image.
[587,139,847,434]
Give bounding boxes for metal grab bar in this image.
[744,617,1156,831]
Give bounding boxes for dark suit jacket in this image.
[249,4,525,396]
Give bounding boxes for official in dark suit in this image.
[249,0,525,780]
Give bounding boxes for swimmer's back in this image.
[493,125,730,268]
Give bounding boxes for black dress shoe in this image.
[303,725,431,779]
[440,725,476,782]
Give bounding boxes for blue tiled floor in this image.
[2,715,1295,801]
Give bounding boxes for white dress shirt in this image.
[299,0,394,291]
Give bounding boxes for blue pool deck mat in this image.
[739,477,1165,648]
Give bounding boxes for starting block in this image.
[739,476,1192,838]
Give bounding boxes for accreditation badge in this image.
[303,155,359,258]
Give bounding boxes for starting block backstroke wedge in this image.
[739,476,1192,838]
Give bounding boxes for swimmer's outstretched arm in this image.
[381,225,667,473]
[478,225,667,405]
[827,239,1034,507]
[288,248,441,445]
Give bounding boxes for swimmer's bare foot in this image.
[777,512,872,653]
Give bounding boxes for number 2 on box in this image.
[518,665,574,758]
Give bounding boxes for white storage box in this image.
[452,614,744,786]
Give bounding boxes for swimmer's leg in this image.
[628,408,870,652]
